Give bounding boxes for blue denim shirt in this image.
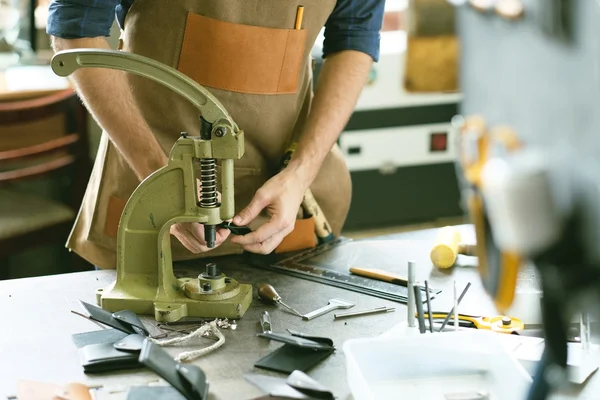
[46,0,385,62]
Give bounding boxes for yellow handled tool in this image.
[421,312,524,333]
[349,267,407,286]
[430,226,477,269]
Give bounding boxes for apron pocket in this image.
[274,216,317,254]
[104,196,128,238]
[178,12,307,94]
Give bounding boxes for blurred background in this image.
[0,0,464,279]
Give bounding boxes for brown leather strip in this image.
[104,196,128,237]
[177,12,306,94]
[275,216,317,254]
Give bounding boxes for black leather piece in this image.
[139,339,209,400]
[113,310,149,336]
[257,333,333,351]
[113,334,145,352]
[285,371,334,400]
[219,221,252,235]
[285,330,334,347]
[254,344,334,375]
[79,342,141,373]
[127,386,186,400]
[245,373,311,399]
[72,329,129,348]
[79,301,139,335]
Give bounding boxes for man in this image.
[47,0,384,269]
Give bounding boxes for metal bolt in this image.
[215,127,226,137]
[180,131,188,138]
[206,263,218,277]
[502,316,511,326]
[202,282,212,292]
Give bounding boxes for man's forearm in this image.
[286,50,373,186]
[52,37,167,180]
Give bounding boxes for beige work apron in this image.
[67,0,352,269]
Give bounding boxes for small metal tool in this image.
[407,261,416,327]
[413,283,427,334]
[302,299,354,321]
[424,280,434,333]
[334,306,394,320]
[580,311,591,353]
[258,283,303,317]
[260,311,272,333]
[438,282,472,332]
[454,281,459,331]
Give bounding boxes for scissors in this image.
[421,312,525,333]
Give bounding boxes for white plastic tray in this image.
[343,330,532,400]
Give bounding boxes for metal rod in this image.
[407,261,416,327]
[454,281,459,331]
[413,283,427,334]
[438,282,472,332]
[581,312,591,353]
[278,300,303,318]
[334,306,395,319]
[425,280,434,333]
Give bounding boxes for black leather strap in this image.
[138,339,209,400]
[80,301,146,336]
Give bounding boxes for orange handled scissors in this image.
[421,312,525,333]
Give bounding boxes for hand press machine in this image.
[51,49,252,322]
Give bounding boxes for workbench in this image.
[0,225,596,399]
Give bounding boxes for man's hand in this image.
[229,169,308,254]
[170,223,231,253]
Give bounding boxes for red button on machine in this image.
[430,132,448,152]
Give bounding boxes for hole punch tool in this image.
[51,49,253,323]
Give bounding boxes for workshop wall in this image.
[2,13,119,279]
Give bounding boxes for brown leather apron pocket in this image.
[104,196,128,238]
[274,216,317,254]
[178,12,307,94]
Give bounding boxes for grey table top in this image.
[0,224,594,399]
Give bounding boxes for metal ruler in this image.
[249,237,440,304]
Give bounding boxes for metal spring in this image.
[199,158,217,207]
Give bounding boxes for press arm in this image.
[51,48,238,131]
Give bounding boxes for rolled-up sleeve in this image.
[47,0,119,39]
[322,0,385,62]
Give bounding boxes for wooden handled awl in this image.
[430,226,477,269]
[258,283,303,317]
[349,267,408,286]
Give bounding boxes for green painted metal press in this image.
[51,49,252,322]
